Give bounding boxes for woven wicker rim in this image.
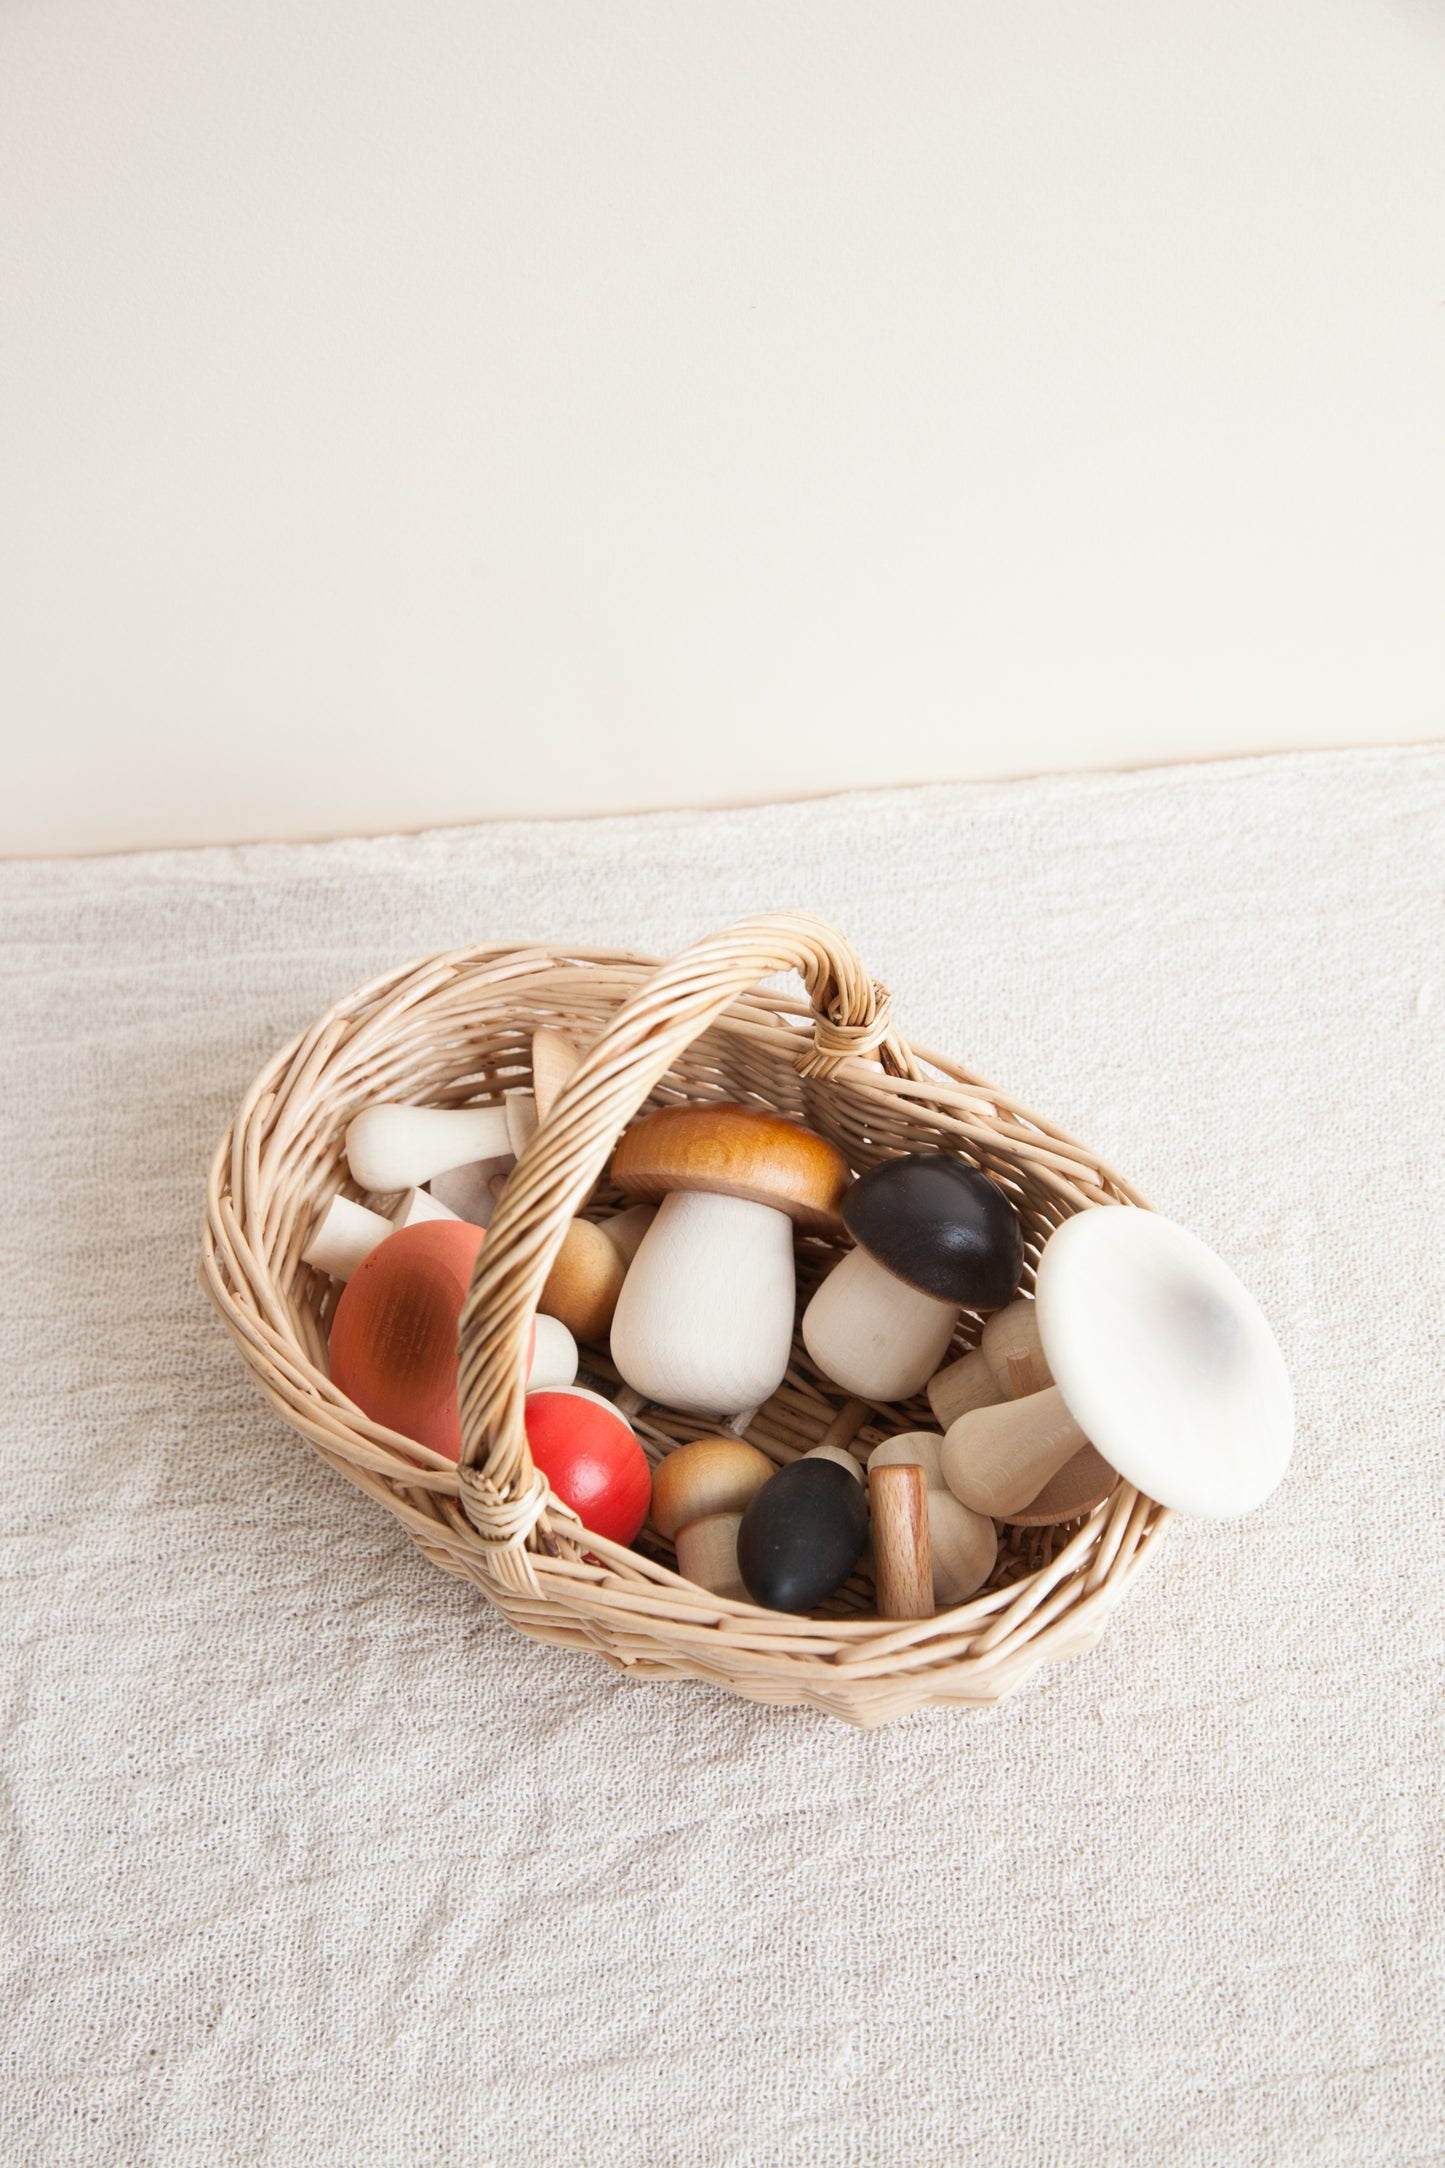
[203,912,1171,1727]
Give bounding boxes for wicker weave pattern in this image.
[203,912,1170,1727]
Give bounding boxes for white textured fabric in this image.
[3,748,1443,2166]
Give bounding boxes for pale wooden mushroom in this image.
[928,1297,1111,1525]
[428,1157,513,1227]
[303,1185,461,1277]
[344,1102,512,1191]
[943,1208,1293,1521]
[867,1431,997,1605]
[924,1294,1051,1427]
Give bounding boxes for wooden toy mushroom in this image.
[925,1298,1112,1525]
[527,1205,659,1351]
[303,1185,461,1278]
[392,1185,462,1231]
[524,1388,651,1546]
[736,1455,870,1613]
[925,1345,1003,1430]
[868,1463,934,1619]
[941,1387,1087,1520]
[303,1194,395,1280]
[868,1432,997,1604]
[608,1105,850,1414]
[650,1436,775,1598]
[928,1293,1053,1424]
[428,1156,514,1226]
[327,1219,490,1458]
[980,1296,1052,1398]
[344,1102,513,1192]
[942,1207,1293,1520]
[540,1218,628,1347]
[802,1155,1023,1402]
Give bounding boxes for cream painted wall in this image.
[1,1,1442,858]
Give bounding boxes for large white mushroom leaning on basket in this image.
[607,1104,851,1415]
[941,1206,1294,1520]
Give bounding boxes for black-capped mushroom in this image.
[801,1154,1023,1400]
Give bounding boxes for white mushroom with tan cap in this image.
[607,1104,851,1415]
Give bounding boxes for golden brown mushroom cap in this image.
[650,1437,775,1541]
[610,1104,850,1233]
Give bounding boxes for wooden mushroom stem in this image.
[941,1386,1088,1518]
[303,1186,460,1279]
[867,1432,996,1604]
[344,1102,513,1191]
[868,1463,934,1620]
[674,1513,749,1601]
[926,1296,1051,1429]
[926,1347,1002,1429]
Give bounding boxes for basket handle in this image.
[453,910,918,1585]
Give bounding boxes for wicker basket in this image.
[203,911,1170,1727]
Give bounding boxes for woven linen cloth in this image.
[2,747,1442,2168]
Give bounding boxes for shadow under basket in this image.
[202,912,1171,1728]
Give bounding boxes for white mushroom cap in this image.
[1035,1207,1293,1520]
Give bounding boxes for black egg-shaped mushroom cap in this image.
[737,1458,869,1613]
[842,1154,1023,1308]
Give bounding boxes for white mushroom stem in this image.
[302,1185,462,1278]
[802,1246,958,1401]
[608,1191,797,1415]
[344,1103,512,1191]
[941,1386,1089,1518]
[302,1195,392,1279]
[926,1349,1003,1430]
